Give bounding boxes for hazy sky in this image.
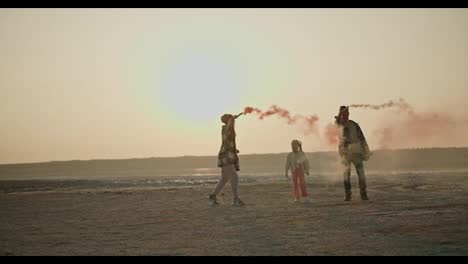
[1,8,468,164]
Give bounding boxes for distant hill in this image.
[1,148,468,179]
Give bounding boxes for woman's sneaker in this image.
[208,194,219,206]
[232,198,245,206]
[344,192,352,202]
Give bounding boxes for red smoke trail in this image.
[244,105,320,136]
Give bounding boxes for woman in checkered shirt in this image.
[208,112,245,206]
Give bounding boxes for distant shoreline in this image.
[1,147,467,166]
[1,147,468,181]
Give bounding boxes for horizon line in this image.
[1,146,468,166]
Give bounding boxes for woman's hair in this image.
[221,114,233,124]
[221,114,236,138]
[291,140,303,152]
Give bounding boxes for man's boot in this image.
[343,175,352,202]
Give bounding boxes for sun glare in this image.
[161,53,240,123]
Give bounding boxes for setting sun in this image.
[160,52,241,123]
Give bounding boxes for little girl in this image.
[285,140,311,203]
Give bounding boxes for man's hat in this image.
[339,105,349,114]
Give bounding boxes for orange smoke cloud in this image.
[324,122,340,147]
[373,127,393,149]
[348,98,459,149]
[244,105,320,136]
[374,111,456,149]
[244,106,262,115]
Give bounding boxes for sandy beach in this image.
[1,172,467,256]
